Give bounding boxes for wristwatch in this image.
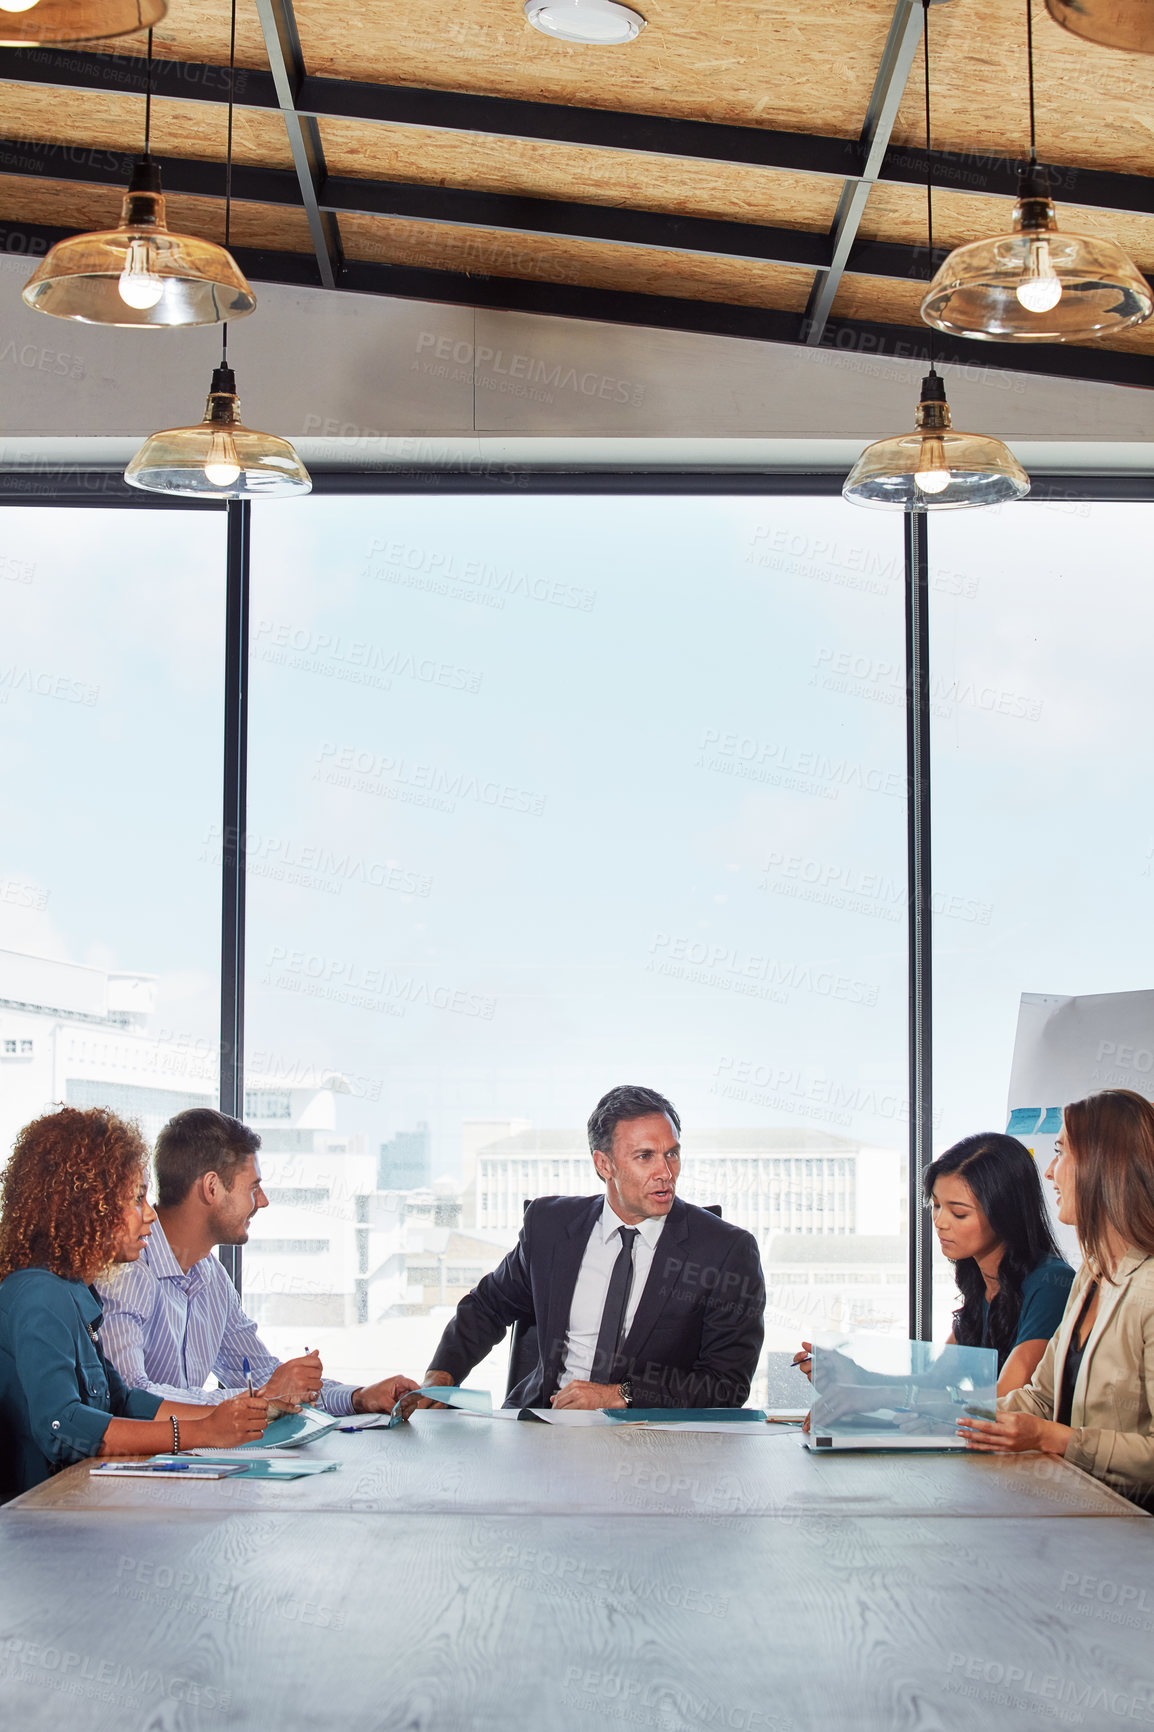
[617,1380,633,1407]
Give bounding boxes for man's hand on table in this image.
[550,1380,627,1411]
[260,1350,323,1412]
[414,1368,455,1411]
[352,1375,421,1421]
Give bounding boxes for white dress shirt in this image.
[95,1219,358,1416]
[557,1202,667,1388]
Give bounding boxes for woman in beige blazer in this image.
[957,1088,1154,1507]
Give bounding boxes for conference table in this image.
[0,1415,1149,1730]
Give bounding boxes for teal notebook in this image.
[604,1408,768,1423]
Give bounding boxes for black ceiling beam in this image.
[3,47,1153,221]
[0,139,918,279]
[880,143,1154,218]
[2,215,1151,392]
[0,138,1134,291]
[320,174,833,270]
[0,136,301,206]
[298,73,860,180]
[0,45,279,109]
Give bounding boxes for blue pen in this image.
[152,1462,194,1472]
[243,1355,253,1396]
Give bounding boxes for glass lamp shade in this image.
[124,367,312,499]
[0,0,165,46]
[1046,0,1154,54]
[22,159,255,328]
[843,371,1030,511]
[921,167,1153,342]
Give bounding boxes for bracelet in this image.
[170,1416,180,1454]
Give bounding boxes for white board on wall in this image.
[1007,989,1154,1265]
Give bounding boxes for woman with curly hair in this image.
[925,1131,1074,1394]
[0,1105,269,1501]
[959,1089,1154,1509]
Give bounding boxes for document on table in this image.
[387,1385,493,1427]
[190,1406,340,1453]
[531,1409,610,1427]
[605,1408,770,1433]
[178,1453,341,1479]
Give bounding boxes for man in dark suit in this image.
[422,1085,765,1410]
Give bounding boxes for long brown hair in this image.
[1063,1089,1154,1278]
[0,1106,147,1283]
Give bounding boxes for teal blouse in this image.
[0,1267,162,1500]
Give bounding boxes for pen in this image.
[243,1355,253,1396]
[152,1463,195,1472]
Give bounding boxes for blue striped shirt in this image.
[95,1220,357,1417]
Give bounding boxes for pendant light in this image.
[921,0,1152,342]
[1046,0,1154,57]
[844,3,1029,512]
[125,0,311,500]
[21,29,255,328]
[0,0,165,48]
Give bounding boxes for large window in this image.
[927,498,1154,1331]
[22,486,1131,1397]
[244,494,908,1401]
[0,505,225,1160]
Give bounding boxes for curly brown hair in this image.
[0,1106,148,1283]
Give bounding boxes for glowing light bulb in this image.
[204,430,242,488]
[1015,237,1063,313]
[914,435,950,495]
[117,237,164,310]
[0,0,40,13]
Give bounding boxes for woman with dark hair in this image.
[925,1132,1074,1395]
[0,1106,269,1501]
[959,1089,1154,1507]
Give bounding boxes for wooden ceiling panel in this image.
[862,180,1154,275]
[75,3,271,72]
[339,211,815,310]
[316,117,842,232]
[295,0,895,136]
[0,173,313,254]
[0,83,294,171]
[890,0,1154,181]
[830,273,927,332]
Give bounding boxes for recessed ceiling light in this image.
[524,0,645,45]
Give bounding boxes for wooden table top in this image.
[10,1412,1140,1520]
[0,1505,1151,1731]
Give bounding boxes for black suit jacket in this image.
[429,1195,765,1409]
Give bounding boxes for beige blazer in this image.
[1000,1248,1154,1498]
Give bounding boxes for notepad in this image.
[91,1459,247,1480]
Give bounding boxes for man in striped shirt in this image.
[97,1108,417,1419]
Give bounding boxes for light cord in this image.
[143,27,153,155]
[922,0,938,372]
[222,0,237,367]
[1026,0,1038,164]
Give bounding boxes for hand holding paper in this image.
[388,1386,493,1427]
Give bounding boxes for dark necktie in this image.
[591,1226,640,1382]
